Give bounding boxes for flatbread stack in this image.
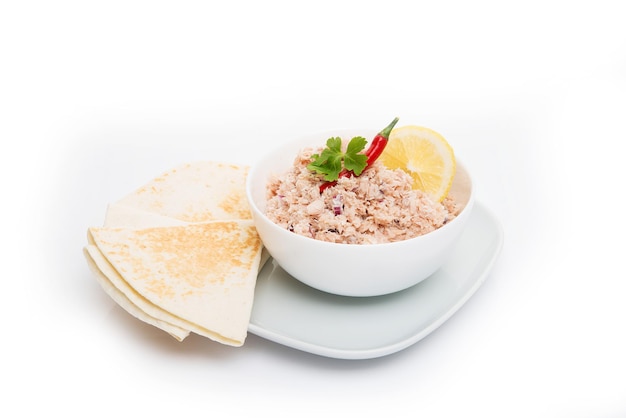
[83,161,265,346]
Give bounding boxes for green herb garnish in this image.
[307,136,368,181]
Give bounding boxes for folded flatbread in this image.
[87,205,193,341]
[112,161,252,222]
[84,161,265,346]
[88,220,262,346]
[84,245,191,341]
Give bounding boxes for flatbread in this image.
[103,203,188,228]
[113,161,252,222]
[83,245,191,341]
[85,245,269,341]
[88,203,194,340]
[85,161,265,345]
[88,220,262,346]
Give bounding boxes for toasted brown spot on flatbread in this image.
[218,188,251,220]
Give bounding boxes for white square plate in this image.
[248,202,504,359]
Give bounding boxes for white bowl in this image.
[246,128,475,297]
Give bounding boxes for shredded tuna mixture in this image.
[265,147,459,244]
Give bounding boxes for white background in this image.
[2,1,625,416]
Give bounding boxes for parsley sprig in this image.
[307,136,368,181]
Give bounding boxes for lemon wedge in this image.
[380,125,456,202]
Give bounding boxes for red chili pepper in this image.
[364,116,399,162]
[319,117,399,193]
